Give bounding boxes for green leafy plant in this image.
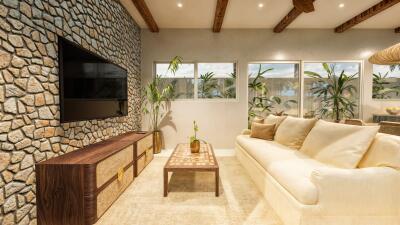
[199,72,219,98]
[190,120,199,143]
[390,64,400,72]
[142,56,182,131]
[305,63,358,121]
[220,72,236,98]
[372,72,400,99]
[248,65,297,124]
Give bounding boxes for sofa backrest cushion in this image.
[358,133,400,170]
[250,122,275,141]
[274,117,317,149]
[300,120,379,169]
[264,115,287,132]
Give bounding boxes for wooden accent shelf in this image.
[36,131,153,225]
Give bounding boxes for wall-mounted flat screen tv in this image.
[59,36,128,123]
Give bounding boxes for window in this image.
[303,62,361,119]
[155,62,237,100]
[198,63,236,99]
[372,64,400,99]
[155,63,194,99]
[248,62,300,121]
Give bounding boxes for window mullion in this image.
[194,62,198,100]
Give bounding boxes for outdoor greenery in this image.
[372,72,400,99]
[305,63,358,121]
[142,56,182,131]
[372,64,400,99]
[248,65,297,124]
[198,72,236,98]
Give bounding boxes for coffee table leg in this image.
[215,169,219,197]
[164,169,168,197]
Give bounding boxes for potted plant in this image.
[190,121,200,153]
[142,56,182,153]
[305,63,358,122]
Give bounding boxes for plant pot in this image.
[190,140,200,153]
[153,130,162,154]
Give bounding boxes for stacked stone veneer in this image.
[0,0,141,224]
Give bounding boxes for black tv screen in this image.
[59,36,128,123]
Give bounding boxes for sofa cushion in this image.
[264,115,287,132]
[358,133,400,170]
[250,122,275,140]
[268,158,330,205]
[252,117,264,124]
[300,120,379,169]
[274,117,317,149]
[236,135,306,171]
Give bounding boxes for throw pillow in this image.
[358,133,400,170]
[250,122,276,141]
[274,117,317,149]
[300,120,379,169]
[252,117,264,124]
[264,115,287,131]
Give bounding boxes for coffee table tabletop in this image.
[163,143,219,196]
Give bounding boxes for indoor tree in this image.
[142,56,182,153]
[305,63,358,122]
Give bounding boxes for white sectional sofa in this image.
[236,116,400,225]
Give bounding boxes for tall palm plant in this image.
[142,56,182,131]
[305,63,358,121]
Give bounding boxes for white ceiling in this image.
[120,0,400,29]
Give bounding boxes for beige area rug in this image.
[96,156,282,225]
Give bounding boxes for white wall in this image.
[141,29,400,149]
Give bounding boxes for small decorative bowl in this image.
[386,107,400,115]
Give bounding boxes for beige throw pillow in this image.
[358,133,400,170]
[250,122,275,141]
[300,120,379,169]
[264,115,287,131]
[252,117,264,124]
[274,117,317,149]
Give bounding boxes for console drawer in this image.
[145,148,153,165]
[96,165,134,218]
[96,145,133,188]
[137,134,153,156]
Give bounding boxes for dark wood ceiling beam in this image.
[395,27,400,33]
[131,0,159,32]
[213,0,229,32]
[273,0,315,33]
[335,0,400,33]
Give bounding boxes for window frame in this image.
[302,60,364,119]
[153,60,239,102]
[247,60,364,119]
[247,60,302,117]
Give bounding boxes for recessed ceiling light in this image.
[339,3,345,8]
[177,2,183,8]
[258,3,264,8]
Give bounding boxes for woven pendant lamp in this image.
[369,43,400,65]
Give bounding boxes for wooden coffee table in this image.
[163,143,219,197]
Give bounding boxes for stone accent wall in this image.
[0,0,141,224]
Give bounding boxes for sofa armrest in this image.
[241,129,251,135]
[311,167,400,214]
